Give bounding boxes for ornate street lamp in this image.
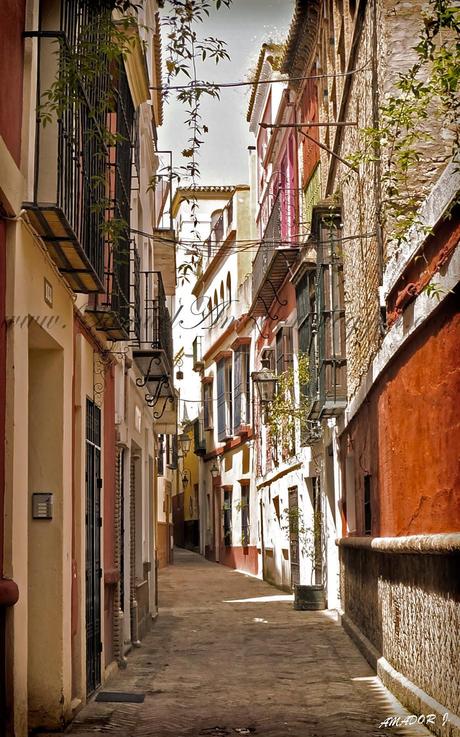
[178,431,191,458]
[210,458,221,479]
[181,469,191,489]
[251,357,278,413]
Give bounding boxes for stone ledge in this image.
[337,533,460,554]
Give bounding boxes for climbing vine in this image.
[39,0,232,272]
[349,0,460,248]
[280,506,322,578]
[265,354,311,459]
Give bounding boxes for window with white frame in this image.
[217,356,232,441]
[203,380,213,430]
[276,326,293,375]
[233,343,251,432]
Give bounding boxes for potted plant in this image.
[280,506,327,611]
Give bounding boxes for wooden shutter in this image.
[217,359,226,441]
[233,348,242,431]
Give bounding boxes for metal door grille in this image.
[86,398,102,694]
[288,487,300,589]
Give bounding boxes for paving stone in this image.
[65,549,432,737]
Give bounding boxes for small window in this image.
[241,483,250,546]
[223,489,232,546]
[157,435,164,476]
[226,272,231,305]
[276,327,293,375]
[203,382,214,430]
[364,474,372,535]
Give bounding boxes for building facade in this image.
[253,0,460,732]
[0,2,176,734]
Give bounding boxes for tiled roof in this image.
[171,185,249,217]
[152,13,164,126]
[175,185,237,193]
[281,0,321,86]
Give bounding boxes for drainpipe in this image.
[130,452,141,647]
[113,448,127,667]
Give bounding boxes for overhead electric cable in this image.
[149,61,371,92]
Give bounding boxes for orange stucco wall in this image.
[342,292,460,537]
[220,545,259,576]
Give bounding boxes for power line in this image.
[149,61,371,92]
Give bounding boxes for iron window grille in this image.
[296,204,347,422]
[24,0,113,292]
[240,483,250,547]
[223,490,233,547]
[136,271,173,366]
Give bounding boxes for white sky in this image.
[158,0,294,186]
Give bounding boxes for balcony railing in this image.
[250,191,299,317]
[134,271,173,364]
[86,63,136,341]
[24,1,112,293]
[132,271,174,408]
[300,204,347,421]
[87,239,140,342]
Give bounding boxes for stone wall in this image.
[340,543,460,718]
[319,0,382,399]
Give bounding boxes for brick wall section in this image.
[378,0,454,262]
[316,0,455,400]
[319,0,381,399]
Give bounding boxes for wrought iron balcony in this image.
[87,239,140,342]
[249,191,299,318]
[297,203,347,422]
[24,1,112,293]
[133,271,174,405]
[86,63,136,341]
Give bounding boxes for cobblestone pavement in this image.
[62,549,431,737]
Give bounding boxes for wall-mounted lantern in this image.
[252,357,278,407]
[210,457,221,479]
[178,431,191,457]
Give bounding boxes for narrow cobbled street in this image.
[62,550,430,737]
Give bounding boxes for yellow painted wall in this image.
[183,427,199,522]
[5,221,74,735]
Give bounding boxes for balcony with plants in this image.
[249,188,300,318]
[24,0,114,293]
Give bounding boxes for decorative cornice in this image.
[230,336,251,350]
[214,350,232,363]
[151,13,163,126]
[338,534,460,554]
[120,25,150,106]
